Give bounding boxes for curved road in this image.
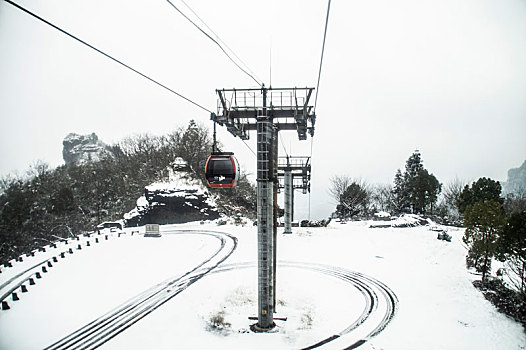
[3,229,396,349]
[44,229,238,350]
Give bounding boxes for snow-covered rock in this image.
[124,172,219,226]
[62,132,111,165]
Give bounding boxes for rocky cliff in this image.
[62,133,111,165]
[503,160,526,194]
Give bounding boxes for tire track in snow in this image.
[42,232,396,349]
[44,230,237,350]
[208,261,398,349]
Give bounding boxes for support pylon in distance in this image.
[210,86,316,331]
[278,156,311,234]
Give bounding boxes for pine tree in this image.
[404,150,423,213]
[496,211,526,297]
[463,200,505,281]
[412,169,441,214]
[391,169,410,214]
[341,181,369,217]
[391,150,441,214]
[457,177,503,215]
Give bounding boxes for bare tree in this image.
[504,186,526,215]
[371,183,393,212]
[328,175,353,205]
[26,160,49,179]
[441,177,466,219]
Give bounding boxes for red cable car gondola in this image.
[205,152,240,188]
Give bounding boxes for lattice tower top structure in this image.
[211,87,316,141]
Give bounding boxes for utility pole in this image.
[212,86,315,331]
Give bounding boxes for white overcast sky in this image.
[1,0,525,219]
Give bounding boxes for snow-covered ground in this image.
[1,219,525,349]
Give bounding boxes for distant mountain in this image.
[502,160,526,194]
[62,133,111,165]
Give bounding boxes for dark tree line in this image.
[0,120,256,265]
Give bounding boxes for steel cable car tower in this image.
[278,156,311,234]
[212,86,315,330]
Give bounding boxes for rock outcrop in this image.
[62,133,110,165]
[124,172,220,226]
[503,160,526,194]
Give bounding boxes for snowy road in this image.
[1,239,83,308]
[42,230,237,350]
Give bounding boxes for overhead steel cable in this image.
[241,139,257,157]
[178,0,263,86]
[3,0,213,114]
[166,0,263,87]
[314,0,331,112]
[309,0,331,220]
[279,131,289,157]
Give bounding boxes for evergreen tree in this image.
[391,169,410,214]
[457,177,503,215]
[412,169,442,214]
[404,150,424,185]
[390,150,441,214]
[329,176,369,219]
[341,181,369,217]
[463,200,505,281]
[496,211,526,297]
